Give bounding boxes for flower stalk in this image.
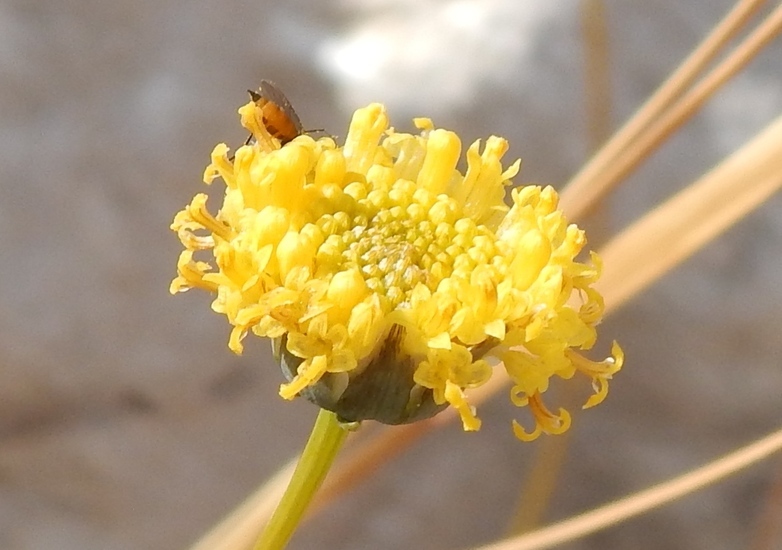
[254,409,349,550]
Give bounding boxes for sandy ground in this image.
[1,1,781,549]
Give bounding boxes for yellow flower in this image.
[170,98,623,440]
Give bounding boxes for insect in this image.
[248,80,304,145]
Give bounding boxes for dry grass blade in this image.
[581,0,613,149]
[596,112,782,313]
[560,0,768,220]
[749,458,782,550]
[590,3,782,206]
[307,368,513,513]
[479,113,782,549]
[198,108,782,547]
[187,7,781,549]
[188,369,512,550]
[504,0,614,536]
[189,459,296,550]
[299,114,782,545]
[505,425,573,535]
[472,427,782,550]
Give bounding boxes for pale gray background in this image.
[2,1,781,549]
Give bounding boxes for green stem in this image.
[254,409,349,550]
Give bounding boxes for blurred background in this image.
[2,0,781,548]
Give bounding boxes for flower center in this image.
[347,222,428,307]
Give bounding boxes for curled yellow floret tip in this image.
[170,98,623,440]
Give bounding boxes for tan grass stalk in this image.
[190,459,296,550]
[749,458,782,550]
[596,112,782,312]
[586,3,782,214]
[581,0,613,149]
[188,6,781,548]
[468,112,782,549]
[300,112,782,544]
[505,424,574,535]
[193,110,782,548]
[189,370,512,550]
[190,122,782,549]
[560,0,768,220]
[301,113,782,545]
[473,427,782,550]
[503,1,614,536]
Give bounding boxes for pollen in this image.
[171,99,623,440]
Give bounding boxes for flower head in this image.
[171,98,622,439]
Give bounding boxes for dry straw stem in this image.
[749,458,782,550]
[580,0,613,149]
[189,5,782,549]
[560,0,769,220]
[189,373,512,550]
[474,427,782,550]
[253,410,348,550]
[190,458,296,550]
[584,2,782,216]
[597,112,782,312]
[191,111,782,549]
[502,0,614,535]
[306,112,782,549]
[477,111,782,550]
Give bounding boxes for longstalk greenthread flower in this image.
[171,99,623,441]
